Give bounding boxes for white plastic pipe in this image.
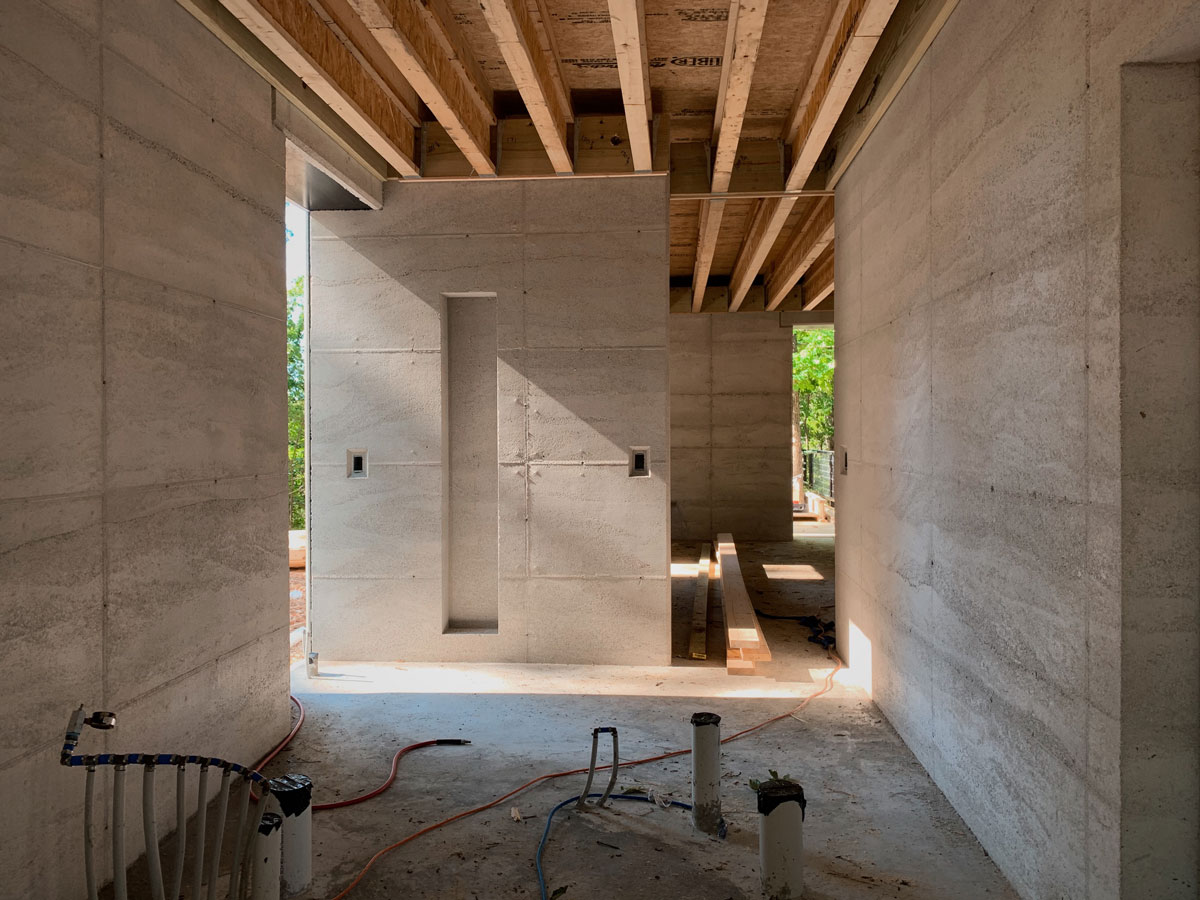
[268,774,313,895]
[170,764,188,900]
[112,765,128,900]
[207,769,233,900]
[690,712,722,834]
[250,813,282,900]
[142,765,165,900]
[228,776,252,900]
[84,766,98,900]
[191,764,210,900]
[757,780,806,900]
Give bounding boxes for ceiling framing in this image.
[187,0,958,312]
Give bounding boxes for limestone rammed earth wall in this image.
[309,176,671,664]
[669,312,793,542]
[833,1,1200,897]
[0,0,291,896]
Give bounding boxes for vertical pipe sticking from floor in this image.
[690,712,722,834]
[757,780,805,900]
[206,768,233,900]
[142,764,165,900]
[250,813,282,900]
[268,774,313,895]
[112,764,128,900]
[170,764,187,900]
[191,763,210,899]
[84,765,98,900]
[228,776,252,900]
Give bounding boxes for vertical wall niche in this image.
[443,293,499,632]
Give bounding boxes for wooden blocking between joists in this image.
[716,533,770,675]
[689,542,712,660]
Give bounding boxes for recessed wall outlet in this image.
[629,447,650,477]
[348,449,368,478]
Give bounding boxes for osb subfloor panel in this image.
[250,521,1017,900]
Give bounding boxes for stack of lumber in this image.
[688,543,713,660]
[716,533,771,675]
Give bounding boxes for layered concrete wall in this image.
[669,313,793,542]
[833,1,1200,898]
[310,176,671,664]
[0,1,290,895]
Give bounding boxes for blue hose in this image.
[536,793,693,900]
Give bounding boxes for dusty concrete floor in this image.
[258,521,1017,900]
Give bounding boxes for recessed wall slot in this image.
[347,449,367,478]
[629,447,650,477]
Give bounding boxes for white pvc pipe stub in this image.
[690,712,722,835]
[757,779,806,900]
[250,813,282,900]
[268,774,313,896]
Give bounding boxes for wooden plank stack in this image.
[716,533,771,675]
[688,543,712,660]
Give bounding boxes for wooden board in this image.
[716,533,770,661]
[688,542,712,660]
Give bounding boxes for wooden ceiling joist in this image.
[764,196,834,310]
[477,0,573,173]
[823,0,960,188]
[606,0,653,172]
[727,0,899,311]
[219,0,420,175]
[690,0,770,312]
[801,243,834,310]
[311,0,420,127]
[351,0,497,175]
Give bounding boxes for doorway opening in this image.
[791,326,834,538]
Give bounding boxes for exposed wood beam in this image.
[671,189,834,200]
[691,0,770,312]
[781,0,851,143]
[531,0,575,122]
[728,0,898,310]
[422,0,496,123]
[825,0,960,188]
[478,0,573,173]
[607,0,653,171]
[309,0,420,126]
[351,0,497,175]
[801,243,835,310]
[691,199,726,312]
[652,112,671,172]
[218,0,420,175]
[764,197,834,310]
[178,0,389,178]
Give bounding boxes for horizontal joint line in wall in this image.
[107,471,286,492]
[311,461,440,467]
[109,624,290,719]
[517,345,668,352]
[526,575,670,582]
[0,234,102,271]
[524,460,646,467]
[310,348,441,354]
[310,575,438,581]
[0,488,104,508]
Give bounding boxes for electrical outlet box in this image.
[629,447,650,477]
[347,449,368,478]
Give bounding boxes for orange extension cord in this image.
[260,652,844,899]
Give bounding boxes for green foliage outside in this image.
[287,275,305,529]
[792,328,835,451]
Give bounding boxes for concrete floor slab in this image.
[268,527,1016,900]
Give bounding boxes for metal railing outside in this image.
[802,450,835,501]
